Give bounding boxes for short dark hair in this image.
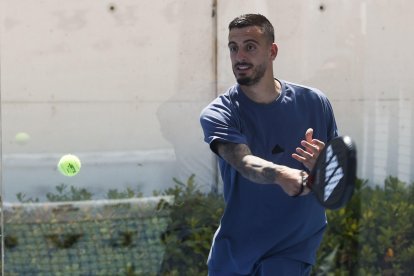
[228,14,275,43]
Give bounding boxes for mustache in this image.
[234,62,253,67]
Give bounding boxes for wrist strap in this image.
[293,171,307,197]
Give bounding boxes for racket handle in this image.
[306,174,314,188]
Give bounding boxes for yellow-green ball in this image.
[58,154,81,177]
[15,132,30,145]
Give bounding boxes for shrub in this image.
[156,175,224,276]
[155,176,414,275]
[315,177,414,275]
[4,175,414,275]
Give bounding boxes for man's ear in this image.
[270,43,278,60]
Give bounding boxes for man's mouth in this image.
[235,63,253,71]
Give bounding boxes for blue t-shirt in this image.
[199,80,338,274]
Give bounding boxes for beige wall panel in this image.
[1,0,217,201]
[217,0,414,184]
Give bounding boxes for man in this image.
[199,14,338,275]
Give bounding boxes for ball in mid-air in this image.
[58,154,81,177]
[15,132,30,145]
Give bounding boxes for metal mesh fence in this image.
[3,196,173,275]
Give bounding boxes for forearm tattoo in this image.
[217,142,278,184]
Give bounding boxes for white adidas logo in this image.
[324,145,344,201]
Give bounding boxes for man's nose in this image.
[234,49,247,62]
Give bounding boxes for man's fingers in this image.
[295,147,313,159]
[305,128,313,142]
[291,130,325,171]
[292,153,305,162]
[300,141,318,155]
[301,139,325,153]
[312,139,325,148]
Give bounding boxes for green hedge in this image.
[157,176,414,275]
[157,175,223,276]
[316,177,414,275]
[2,175,414,275]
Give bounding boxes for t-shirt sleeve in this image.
[323,96,339,141]
[199,98,247,155]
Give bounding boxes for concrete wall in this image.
[1,0,217,200]
[1,0,413,201]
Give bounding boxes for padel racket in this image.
[306,136,357,210]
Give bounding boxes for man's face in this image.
[228,26,275,86]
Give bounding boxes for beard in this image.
[234,63,267,86]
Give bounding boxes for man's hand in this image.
[292,128,325,171]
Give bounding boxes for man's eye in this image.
[246,44,256,51]
[229,46,238,52]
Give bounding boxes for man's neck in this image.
[240,78,281,104]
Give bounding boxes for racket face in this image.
[310,136,357,210]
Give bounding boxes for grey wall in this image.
[1,0,413,201]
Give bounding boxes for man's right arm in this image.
[215,141,308,196]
